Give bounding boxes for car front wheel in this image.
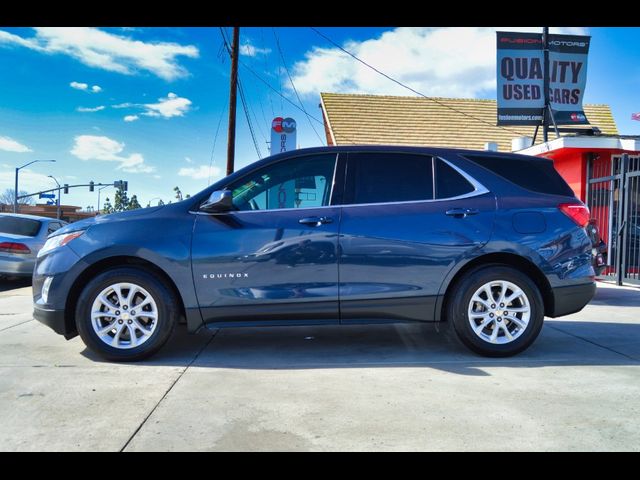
[75,267,178,361]
[447,265,544,357]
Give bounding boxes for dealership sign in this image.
[496,31,591,126]
[270,117,297,154]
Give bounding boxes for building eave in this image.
[319,94,337,146]
[518,136,640,156]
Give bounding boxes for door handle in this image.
[299,216,333,226]
[445,208,479,218]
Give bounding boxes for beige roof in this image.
[320,92,618,152]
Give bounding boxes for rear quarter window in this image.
[464,154,575,197]
[0,217,42,236]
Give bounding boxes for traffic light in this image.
[89,181,94,192]
[123,181,128,191]
[63,184,69,194]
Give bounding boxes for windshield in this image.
[0,216,42,237]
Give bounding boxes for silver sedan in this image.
[0,214,67,278]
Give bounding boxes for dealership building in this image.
[320,92,640,285]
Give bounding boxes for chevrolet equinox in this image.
[33,146,596,361]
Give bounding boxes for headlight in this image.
[38,231,85,258]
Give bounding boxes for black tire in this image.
[447,265,544,357]
[75,267,178,362]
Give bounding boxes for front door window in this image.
[230,154,337,211]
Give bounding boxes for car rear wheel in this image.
[75,267,178,361]
[447,265,544,357]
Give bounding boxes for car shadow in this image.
[0,277,32,292]
[82,319,640,376]
[589,284,640,307]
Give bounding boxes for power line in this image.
[238,78,264,158]
[241,65,270,145]
[239,60,369,146]
[239,60,324,125]
[309,27,530,138]
[272,27,324,144]
[260,27,276,118]
[208,100,227,186]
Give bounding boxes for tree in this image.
[102,197,114,214]
[113,187,129,212]
[174,186,183,201]
[0,188,34,206]
[127,195,141,210]
[157,199,165,206]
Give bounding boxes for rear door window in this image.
[47,222,62,234]
[346,153,434,205]
[0,217,42,236]
[464,154,574,197]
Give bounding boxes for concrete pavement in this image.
[0,280,638,451]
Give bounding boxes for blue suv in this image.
[32,146,596,361]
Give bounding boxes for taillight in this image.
[0,242,31,254]
[559,203,590,228]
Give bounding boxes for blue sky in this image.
[1,26,639,210]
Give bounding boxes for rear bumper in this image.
[549,282,596,317]
[0,256,35,276]
[33,304,76,339]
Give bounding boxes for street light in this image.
[48,175,61,220]
[14,159,56,213]
[96,184,113,215]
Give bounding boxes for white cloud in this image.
[143,92,191,118]
[71,81,102,93]
[178,164,221,180]
[77,106,105,112]
[240,41,271,57]
[184,156,193,163]
[0,27,199,81]
[292,27,587,98]
[0,135,32,153]
[110,93,192,120]
[0,168,52,193]
[112,102,134,109]
[70,135,155,173]
[70,81,89,91]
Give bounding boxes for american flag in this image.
[632,112,640,121]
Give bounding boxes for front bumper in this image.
[33,303,76,339]
[549,282,597,317]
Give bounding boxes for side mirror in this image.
[200,190,233,213]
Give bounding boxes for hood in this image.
[51,206,165,237]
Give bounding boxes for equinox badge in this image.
[203,273,249,279]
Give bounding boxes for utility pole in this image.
[542,26,550,143]
[226,26,240,176]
